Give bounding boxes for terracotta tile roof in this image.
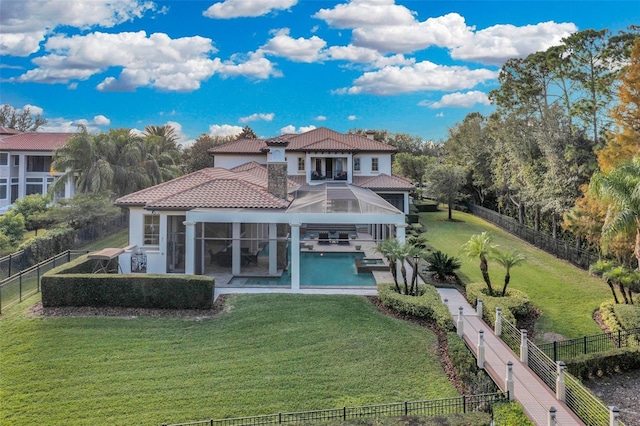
[115,167,292,210]
[231,161,300,189]
[209,127,396,155]
[353,174,415,190]
[0,132,74,151]
[0,127,21,135]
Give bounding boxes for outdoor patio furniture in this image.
[311,171,325,180]
[318,231,330,244]
[334,170,347,180]
[338,232,350,245]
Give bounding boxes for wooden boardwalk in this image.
[437,288,585,426]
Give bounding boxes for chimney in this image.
[265,138,289,199]
[365,130,376,140]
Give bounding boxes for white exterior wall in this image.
[356,153,392,175]
[213,155,266,169]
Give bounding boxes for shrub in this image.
[424,250,461,281]
[492,401,534,426]
[19,226,76,266]
[377,282,454,331]
[466,282,533,325]
[600,300,623,332]
[406,213,419,224]
[567,348,640,380]
[613,302,640,330]
[447,332,497,394]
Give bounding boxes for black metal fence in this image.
[538,328,640,362]
[0,213,127,280]
[470,205,599,271]
[162,392,508,426]
[0,250,88,315]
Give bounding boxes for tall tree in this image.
[491,249,526,296]
[182,134,236,173]
[461,232,497,296]
[236,125,257,139]
[424,163,465,220]
[0,104,47,132]
[392,153,433,186]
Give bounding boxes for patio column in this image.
[232,223,241,275]
[291,223,301,291]
[183,221,196,275]
[269,223,278,275]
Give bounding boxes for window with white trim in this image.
[0,178,7,199]
[353,157,361,171]
[371,157,379,172]
[0,153,7,166]
[144,215,160,245]
[297,157,305,171]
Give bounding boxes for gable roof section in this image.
[209,127,396,155]
[115,167,291,210]
[353,174,415,190]
[0,132,74,151]
[231,161,300,189]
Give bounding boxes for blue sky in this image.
[1,1,638,145]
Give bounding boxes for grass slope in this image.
[0,294,457,426]
[421,209,611,341]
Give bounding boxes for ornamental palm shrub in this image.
[424,250,461,281]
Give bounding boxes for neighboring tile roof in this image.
[353,174,415,190]
[0,127,20,135]
[115,167,292,210]
[209,127,396,155]
[0,132,74,151]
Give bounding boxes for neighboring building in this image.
[116,128,414,291]
[0,127,75,213]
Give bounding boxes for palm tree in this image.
[621,270,640,305]
[143,125,182,184]
[603,266,630,304]
[491,249,526,296]
[377,239,402,293]
[461,232,497,296]
[590,157,640,269]
[589,260,620,303]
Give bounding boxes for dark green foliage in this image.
[42,256,214,309]
[414,202,439,212]
[466,282,533,325]
[334,412,491,426]
[19,227,76,266]
[0,210,26,246]
[492,402,534,426]
[377,283,454,331]
[425,250,461,280]
[613,301,640,329]
[406,213,419,223]
[447,332,498,395]
[567,348,640,380]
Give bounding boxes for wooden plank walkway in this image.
[436,288,584,426]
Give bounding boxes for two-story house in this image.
[0,127,75,213]
[115,127,414,292]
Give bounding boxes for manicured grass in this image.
[77,229,129,252]
[421,209,611,341]
[0,294,457,426]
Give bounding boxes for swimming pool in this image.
[230,252,376,287]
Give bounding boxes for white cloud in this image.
[240,112,275,123]
[315,115,327,121]
[336,61,498,95]
[39,114,111,133]
[313,0,415,29]
[324,45,414,68]
[93,114,111,125]
[209,124,243,137]
[262,28,326,63]
[204,0,297,19]
[420,91,491,109]
[450,21,577,65]
[436,112,444,118]
[0,0,156,56]
[22,104,43,115]
[218,50,281,80]
[279,124,316,134]
[347,115,357,121]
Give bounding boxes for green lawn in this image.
[421,209,612,341]
[77,229,129,252]
[0,293,457,426]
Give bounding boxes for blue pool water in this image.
[238,252,376,287]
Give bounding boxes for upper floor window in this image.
[297,157,305,171]
[353,158,361,171]
[144,215,160,246]
[27,156,52,172]
[371,157,379,172]
[0,178,7,199]
[0,153,7,166]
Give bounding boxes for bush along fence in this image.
[470,204,599,271]
[0,213,128,279]
[493,307,626,426]
[161,392,509,426]
[0,250,88,315]
[538,328,640,362]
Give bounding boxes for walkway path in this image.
[436,288,584,426]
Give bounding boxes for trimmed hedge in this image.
[414,202,439,212]
[335,412,491,426]
[492,401,534,426]
[465,282,532,325]
[406,213,419,224]
[377,283,454,331]
[600,300,622,332]
[19,226,76,266]
[613,301,640,330]
[567,347,640,380]
[42,255,214,309]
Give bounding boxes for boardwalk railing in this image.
[162,392,508,426]
[538,328,640,361]
[470,204,599,271]
[496,313,625,426]
[0,250,88,315]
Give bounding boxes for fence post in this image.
[462,395,466,413]
[610,406,619,426]
[476,298,483,318]
[505,361,514,400]
[457,306,464,337]
[555,361,566,402]
[520,330,528,364]
[553,341,557,362]
[495,308,502,336]
[584,335,587,355]
[477,330,485,369]
[19,271,23,302]
[548,407,557,426]
[8,253,12,278]
[618,330,622,348]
